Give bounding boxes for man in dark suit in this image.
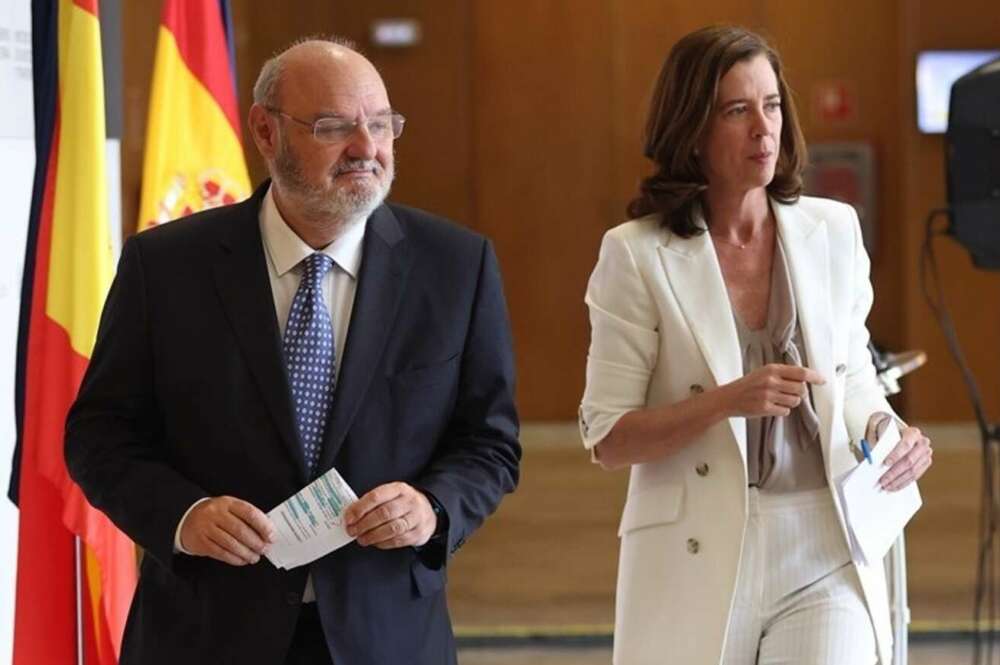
[65,38,520,665]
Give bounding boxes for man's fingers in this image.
[349,497,409,539]
[345,482,410,525]
[229,500,276,544]
[208,528,258,565]
[204,540,246,566]
[345,483,405,525]
[220,513,268,554]
[349,484,436,548]
[373,532,420,550]
[357,514,416,547]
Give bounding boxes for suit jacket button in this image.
[286,592,300,606]
[690,384,704,394]
[835,363,847,375]
[686,538,700,554]
[695,463,709,477]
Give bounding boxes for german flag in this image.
[10,2,137,664]
[137,0,250,230]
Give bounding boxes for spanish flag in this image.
[137,0,250,230]
[11,2,137,664]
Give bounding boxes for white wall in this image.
[0,1,34,662]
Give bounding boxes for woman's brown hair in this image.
[626,25,807,237]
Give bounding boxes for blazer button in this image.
[686,538,700,554]
[285,592,300,606]
[690,384,704,394]
[695,462,709,477]
[835,363,847,376]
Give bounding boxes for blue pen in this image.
[860,438,873,465]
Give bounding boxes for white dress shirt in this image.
[174,185,368,602]
[260,186,366,373]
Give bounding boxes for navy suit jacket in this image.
[65,183,521,665]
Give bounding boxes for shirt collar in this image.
[259,185,367,279]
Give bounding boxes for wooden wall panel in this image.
[472,1,615,419]
[120,0,162,238]
[118,1,1000,421]
[610,0,760,216]
[326,1,474,225]
[762,1,906,354]
[899,0,1000,421]
[610,2,908,408]
[120,1,335,236]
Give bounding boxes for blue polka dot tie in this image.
[283,253,336,474]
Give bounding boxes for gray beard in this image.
[272,142,394,226]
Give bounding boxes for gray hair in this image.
[252,35,362,108]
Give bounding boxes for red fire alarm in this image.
[811,80,857,124]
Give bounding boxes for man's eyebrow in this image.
[313,108,395,120]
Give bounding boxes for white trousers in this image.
[723,488,877,665]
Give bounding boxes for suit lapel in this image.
[657,218,746,454]
[774,201,836,468]
[316,205,411,471]
[212,186,309,485]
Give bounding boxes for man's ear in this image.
[248,104,278,160]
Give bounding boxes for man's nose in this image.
[344,124,378,160]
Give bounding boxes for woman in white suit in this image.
[580,26,933,665]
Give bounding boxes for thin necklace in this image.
[711,234,749,250]
[709,217,772,250]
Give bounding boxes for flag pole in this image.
[75,535,84,665]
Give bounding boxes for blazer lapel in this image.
[316,205,411,471]
[774,201,837,469]
[657,218,746,455]
[212,187,309,485]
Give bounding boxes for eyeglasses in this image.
[265,107,406,143]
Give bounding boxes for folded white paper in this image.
[265,466,358,570]
[835,422,922,567]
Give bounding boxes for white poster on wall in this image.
[0,1,34,663]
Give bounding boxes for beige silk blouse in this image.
[731,238,827,491]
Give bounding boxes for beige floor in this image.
[457,641,978,664]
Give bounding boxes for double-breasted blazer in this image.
[580,196,897,664]
[65,182,521,665]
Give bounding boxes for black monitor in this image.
[946,56,1000,269]
[918,50,1000,134]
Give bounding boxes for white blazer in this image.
[580,196,897,665]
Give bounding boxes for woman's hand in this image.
[720,363,826,418]
[879,425,933,491]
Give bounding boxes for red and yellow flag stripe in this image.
[137,0,250,230]
[13,1,136,664]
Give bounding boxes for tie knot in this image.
[302,253,334,282]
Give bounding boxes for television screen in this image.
[916,50,1000,133]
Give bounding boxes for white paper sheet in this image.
[835,422,922,567]
[265,467,358,569]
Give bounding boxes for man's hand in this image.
[179,496,276,566]
[344,482,437,549]
[878,423,934,492]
